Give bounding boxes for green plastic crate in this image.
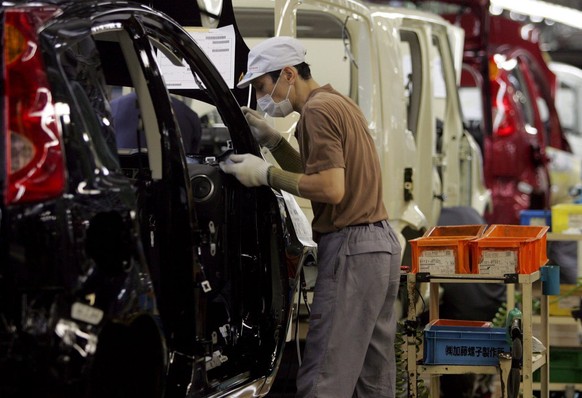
[533,347,582,382]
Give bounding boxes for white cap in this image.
[237,36,306,89]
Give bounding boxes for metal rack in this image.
[405,271,549,398]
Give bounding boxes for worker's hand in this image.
[219,153,272,187]
[241,106,282,150]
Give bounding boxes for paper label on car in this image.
[71,302,104,325]
[157,25,236,89]
[281,190,316,248]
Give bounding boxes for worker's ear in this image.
[282,66,296,84]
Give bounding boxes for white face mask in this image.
[257,74,294,118]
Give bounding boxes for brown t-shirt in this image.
[296,84,388,235]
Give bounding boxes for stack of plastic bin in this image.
[410,225,486,275]
[469,224,549,275]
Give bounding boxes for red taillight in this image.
[496,95,519,137]
[4,6,65,205]
[491,80,518,138]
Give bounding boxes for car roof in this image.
[369,3,450,26]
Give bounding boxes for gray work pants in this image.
[296,221,401,398]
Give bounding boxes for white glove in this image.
[241,106,282,150]
[219,153,272,187]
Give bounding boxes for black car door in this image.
[86,5,293,396]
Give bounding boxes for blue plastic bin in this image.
[520,209,552,231]
[423,319,510,366]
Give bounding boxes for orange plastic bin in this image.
[469,224,549,275]
[410,225,486,275]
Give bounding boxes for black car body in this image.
[0,1,315,396]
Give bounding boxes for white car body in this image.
[546,62,582,203]
[549,61,582,159]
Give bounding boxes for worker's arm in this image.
[270,167,344,204]
[241,106,304,173]
[270,138,303,173]
[220,154,345,205]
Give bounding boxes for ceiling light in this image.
[491,0,582,29]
